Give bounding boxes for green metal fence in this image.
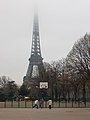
[0,100,90,108]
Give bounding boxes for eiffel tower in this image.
[23,11,45,88]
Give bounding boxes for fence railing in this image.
[0,100,90,108]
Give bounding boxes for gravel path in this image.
[0,108,90,120]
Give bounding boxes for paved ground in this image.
[0,108,90,120]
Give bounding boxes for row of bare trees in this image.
[45,33,90,102]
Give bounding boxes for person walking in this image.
[48,99,52,109]
[33,99,39,109]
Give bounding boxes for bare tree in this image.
[66,33,90,102]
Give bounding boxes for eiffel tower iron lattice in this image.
[23,11,45,87]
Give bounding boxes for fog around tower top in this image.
[0,0,90,85]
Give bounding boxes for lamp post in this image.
[49,69,54,102]
[35,85,39,99]
[51,78,54,101]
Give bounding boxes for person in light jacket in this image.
[48,99,52,109]
[33,100,39,109]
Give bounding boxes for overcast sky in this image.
[0,0,90,85]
